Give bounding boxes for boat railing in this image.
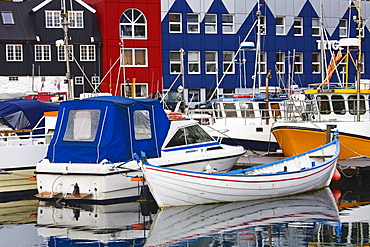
[0,126,53,145]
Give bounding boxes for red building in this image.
[83,0,162,97]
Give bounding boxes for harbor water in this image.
[0,164,369,246]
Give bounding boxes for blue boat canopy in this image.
[47,96,171,164]
[0,99,59,135]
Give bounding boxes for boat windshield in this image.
[165,124,214,148]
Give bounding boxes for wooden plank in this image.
[63,193,92,199]
[0,129,32,135]
[34,192,61,198]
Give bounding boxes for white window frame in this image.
[80,45,95,61]
[74,76,84,85]
[312,18,320,36]
[35,45,51,61]
[122,83,148,98]
[205,51,217,74]
[120,8,146,39]
[170,51,181,74]
[276,52,285,74]
[57,45,73,61]
[339,19,347,37]
[294,52,303,74]
[205,14,217,34]
[187,13,200,33]
[68,11,84,28]
[92,76,100,86]
[45,10,61,28]
[259,51,267,74]
[276,16,285,35]
[169,13,181,33]
[222,14,234,34]
[223,51,235,74]
[360,53,365,74]
[294,17,303,36]
[1,11,14,24]
[312,52,320,74]
[259,15,266,35]
[121,48,147,67]
[6,44,23,61]
[188,51,200,74]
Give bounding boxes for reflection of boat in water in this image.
[0,198,38,225]
[145,188,340,246]
[36,200,158,245]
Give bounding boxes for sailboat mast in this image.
[354,0,363,121]
[61,0,72,100]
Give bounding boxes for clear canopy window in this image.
[134,110,152,140]
[63,109,100,142]
[166,124,214,148]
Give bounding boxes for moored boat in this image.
[140,133,339,208]
[35,96,245,203]
[0,99,59,196]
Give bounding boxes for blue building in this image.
[161,0,370,106]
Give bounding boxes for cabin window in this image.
[166,125,213,148]
[64,110,100,142]
[270,103,281,118]
[134,110,152,140]
[348,95,366,115]
[1,11,14,24]
[223,103,237,117]
[259,103,270,119]
[1,111,30,129]
[317,95,330,114]
[332,95,346,115]
[240,103,255,118]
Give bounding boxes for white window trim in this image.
[259,15,266,35]
[169,13,182,33]
[1,11,15,24]
[68,11,84,28]
[276,16,285,35]
[294,17,303,36]
[222,14,234,34]
[170,51,181,74]
[74,76,84,85]
[276,52,285,74]
[45,10,60,28]
[120,8,147,39]
[205,51,218,74]
[187,13,200,33]
[80,45,95,61]
[223,51,235,74]
[188,51,200,74]
[121,48,148,67]
[92,76,100,86]
[35,45,51,61]
[312,52,320,74]
[339,19,347,37]
[259,51,267,74]
[205,14,217,34]
[6,44,23,61]
[57,45,73,61]
[312,18,320,36]
[294,52,303,74]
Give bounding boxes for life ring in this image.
[168,112,182,120]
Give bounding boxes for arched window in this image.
[120,8,146,39]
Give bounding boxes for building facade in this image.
[160,0,370,106]
[0,0,102,98]
[83,0,163,98]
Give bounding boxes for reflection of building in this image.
[0,0,102,98]
[84,0,163,98]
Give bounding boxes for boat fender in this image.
[133,153,140,163]
[332,168,341,181]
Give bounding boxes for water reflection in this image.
[1,178,370,246]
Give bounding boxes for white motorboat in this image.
[0,99,58,196]
[35,96,245,203]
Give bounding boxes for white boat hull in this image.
[35,144,244,202]
[141,138,339,207]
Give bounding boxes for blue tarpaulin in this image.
[47,96,171,163]
[0,99,59,135]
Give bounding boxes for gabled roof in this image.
[32,0,96,13]
[0,0,44,41]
